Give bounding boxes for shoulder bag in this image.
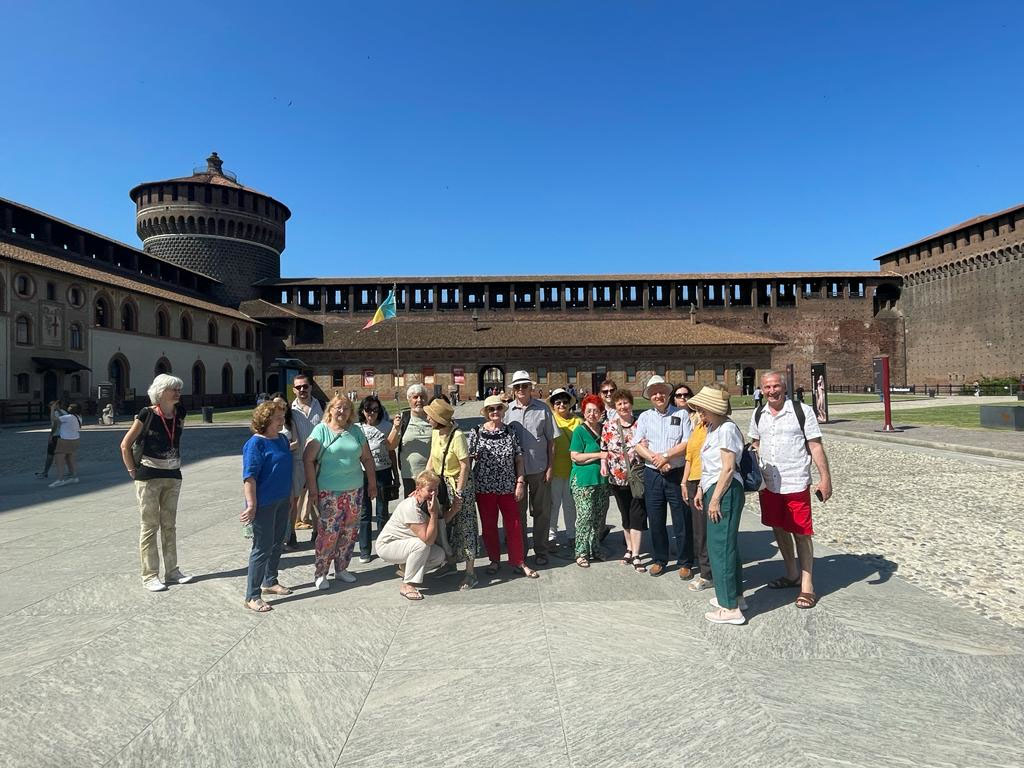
[131,407,155,465]
[435,429,458,512]
[615,420,645,499]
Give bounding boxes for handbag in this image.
[739,443,765,492]
[383,483,400,502]
[131,407,155,465]
[615,421,645,499]
[435,429,458,511]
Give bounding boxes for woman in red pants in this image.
[468,395,539,579]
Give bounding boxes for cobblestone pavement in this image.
[0,416,1022,766]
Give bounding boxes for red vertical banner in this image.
[873,355,900,432]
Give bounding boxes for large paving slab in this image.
[0,420,1021,767]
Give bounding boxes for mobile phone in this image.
[815,489,824,502]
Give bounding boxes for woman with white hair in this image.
[387,383,433,498]
[120,373,192,592]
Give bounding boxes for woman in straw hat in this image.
[468,395,539,579]
[689,384,748,625]
[425,397,479,590]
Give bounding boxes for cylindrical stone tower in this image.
[129,152,290,306]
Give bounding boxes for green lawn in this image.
[183,406,255,424]
[839,404,1023,429]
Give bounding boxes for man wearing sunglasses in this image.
[290,374,323,532]
[504,370,560,565]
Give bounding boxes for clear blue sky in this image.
[2,1,1022,277]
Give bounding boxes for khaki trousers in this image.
[517,471,551,558]
[375,537,446,584]
[136,478,182,583]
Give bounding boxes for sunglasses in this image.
[552,399,570,407]
[674,392,691,399]
[364,406,379,412]
[513,384,531,390]
[486,406,503,413]
[601,389,616,395]
[294,384,310,390]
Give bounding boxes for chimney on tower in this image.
[206,152,224,175]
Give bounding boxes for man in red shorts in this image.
[749,371,833,609]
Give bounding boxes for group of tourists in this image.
[117,367,833,625]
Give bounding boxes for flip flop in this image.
[768,576,801,589]
[400,588,424,601]
[512,565,540,579]
[243,599,272,613]
[796,592,818,609]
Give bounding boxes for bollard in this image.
[202,406,214,423]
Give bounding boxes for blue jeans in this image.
[246,497,290,601]
[360,468,394,556]
[643,466,694,568]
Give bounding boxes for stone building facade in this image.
[877,204,1024,386]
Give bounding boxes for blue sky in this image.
[2,1,1022,277]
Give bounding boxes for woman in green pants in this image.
[690,384,747,625]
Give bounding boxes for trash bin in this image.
[202,406,214,423]
[928,389,936,398]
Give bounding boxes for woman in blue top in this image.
[570,395,610,568]
[241,401,295,612]
[303,393,377,591]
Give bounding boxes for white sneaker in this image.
[144,578,167,592]
[709,595,748,611]
[166,570,194,584]
[315,576,331,591]
[48,479,68,488]
[334,570,356,584]
[68,477,80,484]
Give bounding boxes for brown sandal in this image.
[796,592,818,609]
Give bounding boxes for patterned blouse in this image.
[467,424,522,495]
[601,413,639,488]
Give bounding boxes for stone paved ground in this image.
[0,415,1022,767]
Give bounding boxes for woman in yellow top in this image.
[547,388,582,549]
[425,398,478,590]
[678,386,712,591]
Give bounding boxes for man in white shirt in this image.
[290,374,324,530]
[631,375,694,577]
[749,371,833,609]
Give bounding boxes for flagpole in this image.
[393,283,400,392]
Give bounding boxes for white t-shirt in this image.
[376,495,428,546]
[58,413,82,440]
[748,400,822,494]
[699,420,744,493]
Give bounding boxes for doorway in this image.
[478,365,504,399]
[43,370,59,404]
[743,367,756,395]
[108,356,129,405]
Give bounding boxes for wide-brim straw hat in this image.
[423,399,455,427]
[547,387,575,406]
[510,370,535,387]
[687,386,731,416]
[480,394,508,417]
[643,375,673,399]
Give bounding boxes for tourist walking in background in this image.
[690,384,747,625]
[750,370,833,609]
[375,470,447,601]
[426,398,478,590]
[678,386,712,591]
[303,394,376,590]
[358,394,398,562]
[35,400,66,480]
[570,394,610,567]
[240,402,294,612]
[601,389,647,571]
[631,375,694,577]
[388,384,433,497]
[290,374,323,534]
[120,374,191,592]
[504,370,560,566]
[753,386,763,409]
[48,403,82,487]
[470,395,538,579]
[547,388,581,550]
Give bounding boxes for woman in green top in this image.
[303,393,377,591]
[569,394,610,567]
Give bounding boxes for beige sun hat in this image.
[479,394,508,417]
[687,386,732,416]
[643,375,673,399]
[510,370,535,387]
[547,387,575,406]
[423,398,455,427]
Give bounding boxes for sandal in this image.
[621,549,633,565]
[576,556,590,568]
[631,556,646,573]
[512,565,540,579]
[485,561,500,576]
[768,576,801,589]
[796,592,818,609]
[688,577,712,591]
[244,598,272,613]
[400,586,424,601]
[261,584,292,596]
[459,574,478,591]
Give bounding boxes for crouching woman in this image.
[374,470,446,601]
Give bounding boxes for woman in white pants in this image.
[547,388,581,548]
[374,470,446,601]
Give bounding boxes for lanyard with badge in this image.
[155,404,179,461]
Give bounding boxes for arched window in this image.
[69,323,83,350]
[108,354,130,402]
[192,361,206,395]
[16,373,30,394]
[154,357,172,375]
[244,328,254,350]
[16,315,32,345]
[230,325,240,348]
[94,296,111,327]
[244,365,255,395]
[69,374,82,392]
[14,273,34,298]
[207,320,218,344]
[180,313,192,340]
[156,308,169,337]
[221,363,233,394]
[120,301,137,332]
